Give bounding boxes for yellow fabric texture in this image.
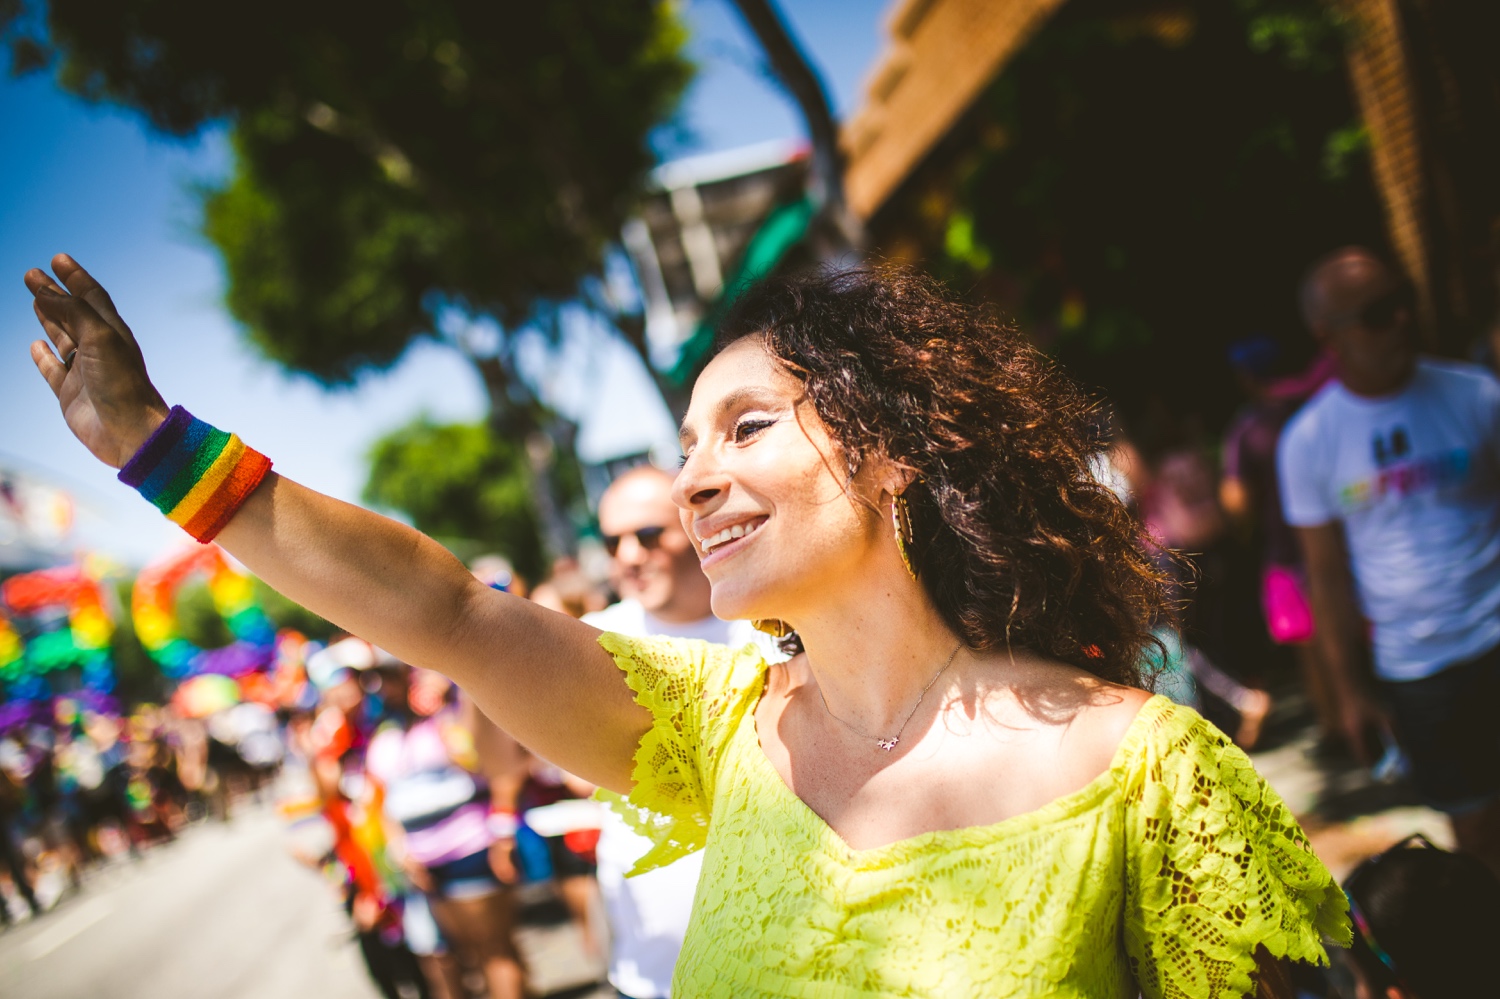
[595,632,1351,999]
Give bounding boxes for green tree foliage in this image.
[4,1,694,559]
[362,416,573,584]
[890,0,1382,439]
[109,580,164,705]
[5,1,692,384]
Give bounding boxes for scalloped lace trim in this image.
[593,632,766,875]
[1125,702,1351,998]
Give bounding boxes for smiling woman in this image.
[24,254,1348,997]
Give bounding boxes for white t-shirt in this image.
[583,599,776,999]
[1278,358,1500,679]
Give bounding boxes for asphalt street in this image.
[0,807,382,999]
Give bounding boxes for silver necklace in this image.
[817,642,963,751]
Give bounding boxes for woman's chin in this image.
[708,581,770,625]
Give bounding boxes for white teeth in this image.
[701,519,763,553]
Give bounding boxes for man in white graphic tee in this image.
[1279,246,1500,868]
[583,465,776,998]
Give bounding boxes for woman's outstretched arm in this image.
[24,254,647,793]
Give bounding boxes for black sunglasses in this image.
[602,525,668,557]
[1339,285,1414,330]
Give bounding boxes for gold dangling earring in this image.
[753,619,791,638]
[893,492,918,580]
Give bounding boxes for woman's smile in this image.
[696,514,769,569]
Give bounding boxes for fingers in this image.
[30,286,83,352]
[23,267,65,297]
[33,298,77,357]
[52,254,137,346]
[30,275,111,350]
[29,339,67,397]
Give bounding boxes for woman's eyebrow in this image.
[678,387,783,447]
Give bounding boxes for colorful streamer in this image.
[132,545,276,679]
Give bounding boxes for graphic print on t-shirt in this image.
[1371,425,1410,466]
[1340,425,1470,512]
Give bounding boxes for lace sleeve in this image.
[1122,700,1351,999]
[593,632,766,875]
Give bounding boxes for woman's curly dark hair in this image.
[712,264,1172,688]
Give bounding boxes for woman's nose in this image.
[671,453,727,511]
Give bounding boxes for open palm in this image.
[25,255,169,469]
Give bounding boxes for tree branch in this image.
[728,0,864,253]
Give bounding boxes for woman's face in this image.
[673,336,893,624]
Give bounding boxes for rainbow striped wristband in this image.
[118,406,272,543]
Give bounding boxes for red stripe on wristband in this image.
[185,449,273,542]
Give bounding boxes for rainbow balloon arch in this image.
[131,545,277,679]
[0,544,313,731]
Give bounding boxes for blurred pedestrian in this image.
[1342,834,1500,998]
[1281,247,1500,868]
[1222,337,1339,743]
[1138,443,1271,747]
[367,664,528,999]
[306,638,433,999]
[583,465,777,999]
[507,566,608,965]
[0,733,41,923]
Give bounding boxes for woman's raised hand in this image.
[25,254,170,469]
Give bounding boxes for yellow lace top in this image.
[596,633,1350,999]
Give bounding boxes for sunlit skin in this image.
[22,252,1154,854]
[596,466,711,624]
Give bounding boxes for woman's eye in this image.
[733,419,773,443]
[677,453,688,469]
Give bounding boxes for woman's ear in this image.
[877,455,918,498]
[844,449,915,509]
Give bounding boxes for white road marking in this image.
[25,897,115,960]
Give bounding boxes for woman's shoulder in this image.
[992,656,1157,766]
[965,656,1158,809]
[1059,684,1157,795]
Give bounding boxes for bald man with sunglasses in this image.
[585,465,776,998]
[596,467,714,629]
[1280,247,1500,871]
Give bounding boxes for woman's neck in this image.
[791,560,965,732]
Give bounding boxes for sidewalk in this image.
[1247,685,1452,881]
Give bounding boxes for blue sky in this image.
[0,0,888,564]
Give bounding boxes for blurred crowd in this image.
[0,695,276,926]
